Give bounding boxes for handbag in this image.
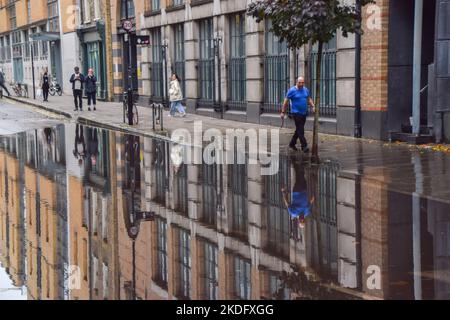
[36,88,43,98]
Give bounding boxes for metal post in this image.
[354,0,362,138]
[162,44,168,109]
[213,37,223,117]
[31,40,36,99]
[125,3,134,126]
[412,153,423,300]
[412,0,424,135]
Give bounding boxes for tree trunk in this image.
[312,41,323,163]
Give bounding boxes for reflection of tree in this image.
[275,265,361,300]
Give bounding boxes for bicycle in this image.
[49,80,62,96]
[11,82,28,98]
[123,91,139,125]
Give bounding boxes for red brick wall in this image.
[361,0,390,112]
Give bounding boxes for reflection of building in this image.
[24,126,68,300]
[66,124,119,300]
[0,134,26,290]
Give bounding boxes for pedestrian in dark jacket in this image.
[0,69,11,96]
[85,68,97,111]
[70,66,85,111]
[41,70,50,102]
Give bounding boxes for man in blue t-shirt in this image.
[281,77,315,152]
[282,157,314,228]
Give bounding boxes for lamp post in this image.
[30,38,36,99]
[161,43,169,109]
[123,3,134,125]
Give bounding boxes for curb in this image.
[5,96,73,119]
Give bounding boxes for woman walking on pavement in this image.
[168,73,186,117]
[85,68,97,111]
[41,69,50,102]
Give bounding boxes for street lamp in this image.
[29,37,36,99]
[161,43,169,109]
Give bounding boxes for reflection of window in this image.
[228,157,248,238]
[153,140,167,205]
[175,163,188,215]
[314,162,339,279]
[177,229,191,299]
[268,273,290,300]
[202,162,217,226]
[264,20,289,113]
[234,256,251,299]
[264,155,290,259]
[203,241,218,300]
[102,263,109,299]
[156,218,168,287]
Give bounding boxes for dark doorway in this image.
[387,0,437,134]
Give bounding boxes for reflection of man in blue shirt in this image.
[282,157,314,228]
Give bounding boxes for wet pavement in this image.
[0,116,448,300]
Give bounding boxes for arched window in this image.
[121,0,135,19]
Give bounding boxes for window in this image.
[228,13,246,110]
[228,155,248,238]
[8,4,16,30]
[94,0,101,20]
[151,0,160,12]
[198,19,214,104]
[171,0,184,6]
[151,28,164,102]
[264,20,289,113]
[11,31,22,59]
[264,155,290,259]
[82,0,91,23]
[203,241,218,300]
[48,0,60,32]
[121,0,135,19]
[202,162,218,226]
[40,25,49,58]
[234,256,251,299]
[5,36,11,61]
[27,0,31,25]
[156,218,168,286]
[310,37,337,117]
[24,31,30,59]
[173,24,185,97]
[178,229,191,299]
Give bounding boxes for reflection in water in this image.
[0,123,450,300]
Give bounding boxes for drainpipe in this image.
[412,0,424,135]
[354,0,362,138]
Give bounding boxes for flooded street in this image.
[0,121,450,300]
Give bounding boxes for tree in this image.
[247,0,374,162]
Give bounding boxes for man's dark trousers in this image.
[0,83,10,96]
[73,89,83,110]
[290,114,308,149]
